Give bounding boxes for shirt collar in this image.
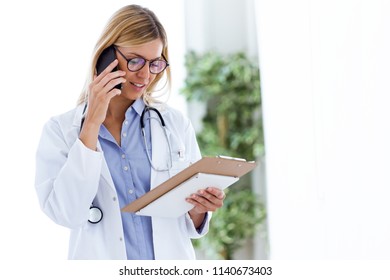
[131,98,146,117]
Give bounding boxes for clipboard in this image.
[121,156,257,218]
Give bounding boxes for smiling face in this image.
[115,39,164,103]
[78,5,171,105]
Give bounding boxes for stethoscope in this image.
[140,106,173,171]
[80,103,173,223]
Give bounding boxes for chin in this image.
[120,89,143,101]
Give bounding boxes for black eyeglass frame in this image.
[114,46,169,74]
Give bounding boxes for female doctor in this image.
[35,5,225,260]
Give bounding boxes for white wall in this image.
[184,0,256,55]
[256,0,390,259]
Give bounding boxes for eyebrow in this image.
[123,52,162,61]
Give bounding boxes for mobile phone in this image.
[96,45,121,89]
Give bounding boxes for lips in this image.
[130,81,145,88]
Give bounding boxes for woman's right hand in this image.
[79,59,126,150]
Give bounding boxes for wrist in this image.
[188,210,206,229]
[79,120,101,151]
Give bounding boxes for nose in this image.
[136,62,151,79]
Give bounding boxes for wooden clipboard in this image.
[121,156,257,217]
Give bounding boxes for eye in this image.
[150,59,166,69]
[128,57,145,69]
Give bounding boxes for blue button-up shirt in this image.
[99,98,154,260]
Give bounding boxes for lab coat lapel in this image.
[150,110,170,189]
[96,141,116,191]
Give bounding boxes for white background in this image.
[256,0,390,259]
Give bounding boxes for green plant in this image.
[181,50,266,259]
[182,51,264,159]
[199,187,266,259]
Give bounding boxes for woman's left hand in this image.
[186,187,225,228]
[187,187,225,214]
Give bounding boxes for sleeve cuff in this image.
[195,212,209,234]
[185,211,211,238]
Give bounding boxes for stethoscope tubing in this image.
[141,106,173,172]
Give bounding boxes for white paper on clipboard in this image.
[136,173,239,218]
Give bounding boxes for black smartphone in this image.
[96,46,121,89]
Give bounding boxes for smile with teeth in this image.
[130,81,145,88]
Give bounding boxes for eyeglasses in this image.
[114,46,169,74]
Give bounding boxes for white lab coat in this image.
[35,103,210,259]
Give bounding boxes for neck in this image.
[106,96,134,122]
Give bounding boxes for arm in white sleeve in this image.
[35,118,103,228]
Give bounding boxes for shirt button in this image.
[128,189,134,194]
[122,132,127,137]
[124,121,128,125]
[123,166,128,171]
[121,154,126,159]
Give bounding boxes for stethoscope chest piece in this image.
[88,206,103,224]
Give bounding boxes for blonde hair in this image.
[77,5,171,105]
